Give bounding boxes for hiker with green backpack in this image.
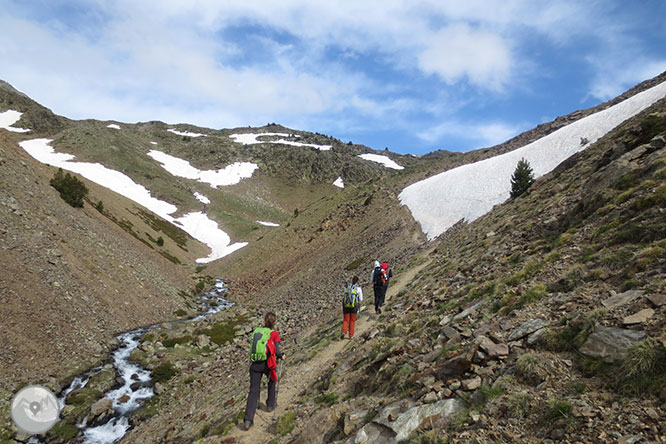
[341,276,363,339]
[243,312,285,430]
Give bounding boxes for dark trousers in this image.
[244,360,276,423]
[374,285,387,310]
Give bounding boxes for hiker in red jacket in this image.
[243,312,285,430]
[341,276,363,339]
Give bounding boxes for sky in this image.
[1,1,665,155]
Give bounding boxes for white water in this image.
[29,280,233,444]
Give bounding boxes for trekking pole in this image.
[273,359,284,420]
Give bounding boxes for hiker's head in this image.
[264,312,277,329]
[352,276,359,285]
[373,260,380,268]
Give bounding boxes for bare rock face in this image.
[579,326,646,362]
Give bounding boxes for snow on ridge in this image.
[333,177,345,188]
[257,221,280,227]
[229,132,332,151]
[0,110,30,133]
[18,138,245,263]
[400,80,666,241]
[359,153,404,170]
[168,128,207,137]
[107,124,121,130]
[147,150,258,188]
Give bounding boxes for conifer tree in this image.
[510,158,535,198]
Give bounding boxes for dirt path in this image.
[227,257,431,444]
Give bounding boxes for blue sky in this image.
[1,1,665,154]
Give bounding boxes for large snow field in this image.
[400,80,666,240]
[358,153,404,170]
[229,132,332,150]
[147,150,258,188]
[18,138,245,263]
[0,110,31,133]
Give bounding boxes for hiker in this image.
[341,276,363,339]
[370,260,393,314]
[243,312,285,430]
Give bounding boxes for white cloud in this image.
[417,23,512,90]
[418,120,523,149]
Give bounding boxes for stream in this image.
[29,279,233,444]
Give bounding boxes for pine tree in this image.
[510,158,535,198]
[50,168,89,207]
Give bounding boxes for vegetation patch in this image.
[196,315,247,345]
[276,411,295,436]
[50,168,89,207]
[344,256,366,271]
[153,361,178,382]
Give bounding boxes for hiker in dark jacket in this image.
[243,312,285,430]
[370,260,393,313]
[341,276,363,339]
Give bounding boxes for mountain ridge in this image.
[0,72,665,443]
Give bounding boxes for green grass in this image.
[276,411,295,436]
[316,392,339,406]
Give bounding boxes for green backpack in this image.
[250,327,272,361]
[343,284,359,309]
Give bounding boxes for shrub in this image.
[50,168,89,207]
[95,200,104,212]
[544,398,573,422]
[156,236,164,246]
[153,361,178,382]
[510,158,535,198]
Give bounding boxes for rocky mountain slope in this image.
[0,71,664,444]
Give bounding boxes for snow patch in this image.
[359,153,404,170]
[229,132,332,150]
[107,124,121,130]
[257,221,280,227]
[150,141,158,145]
[167,128,207,137]
[19,138,245,263]
[333,176,345,188]
[0,110,30,133]
[147,150,258,188]
[399,80,666,240]
[194,192,210,204]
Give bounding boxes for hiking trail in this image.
[227,257,431,444]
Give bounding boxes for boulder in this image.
[508,319,549,341]
[647,293,666,307]
[356,399,463,443]
[453,301,484,320]
[90,398,113,417]
[623,308,655,325]
[196,334,210,348]
[602,290,644,309]
[433,347,476,380]
[579,325,646,362]
[461,376,482,391]
[477,335,509,358]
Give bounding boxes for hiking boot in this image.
[340,333,345,340]
[243,420,253,430]
[377,307,382,314]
